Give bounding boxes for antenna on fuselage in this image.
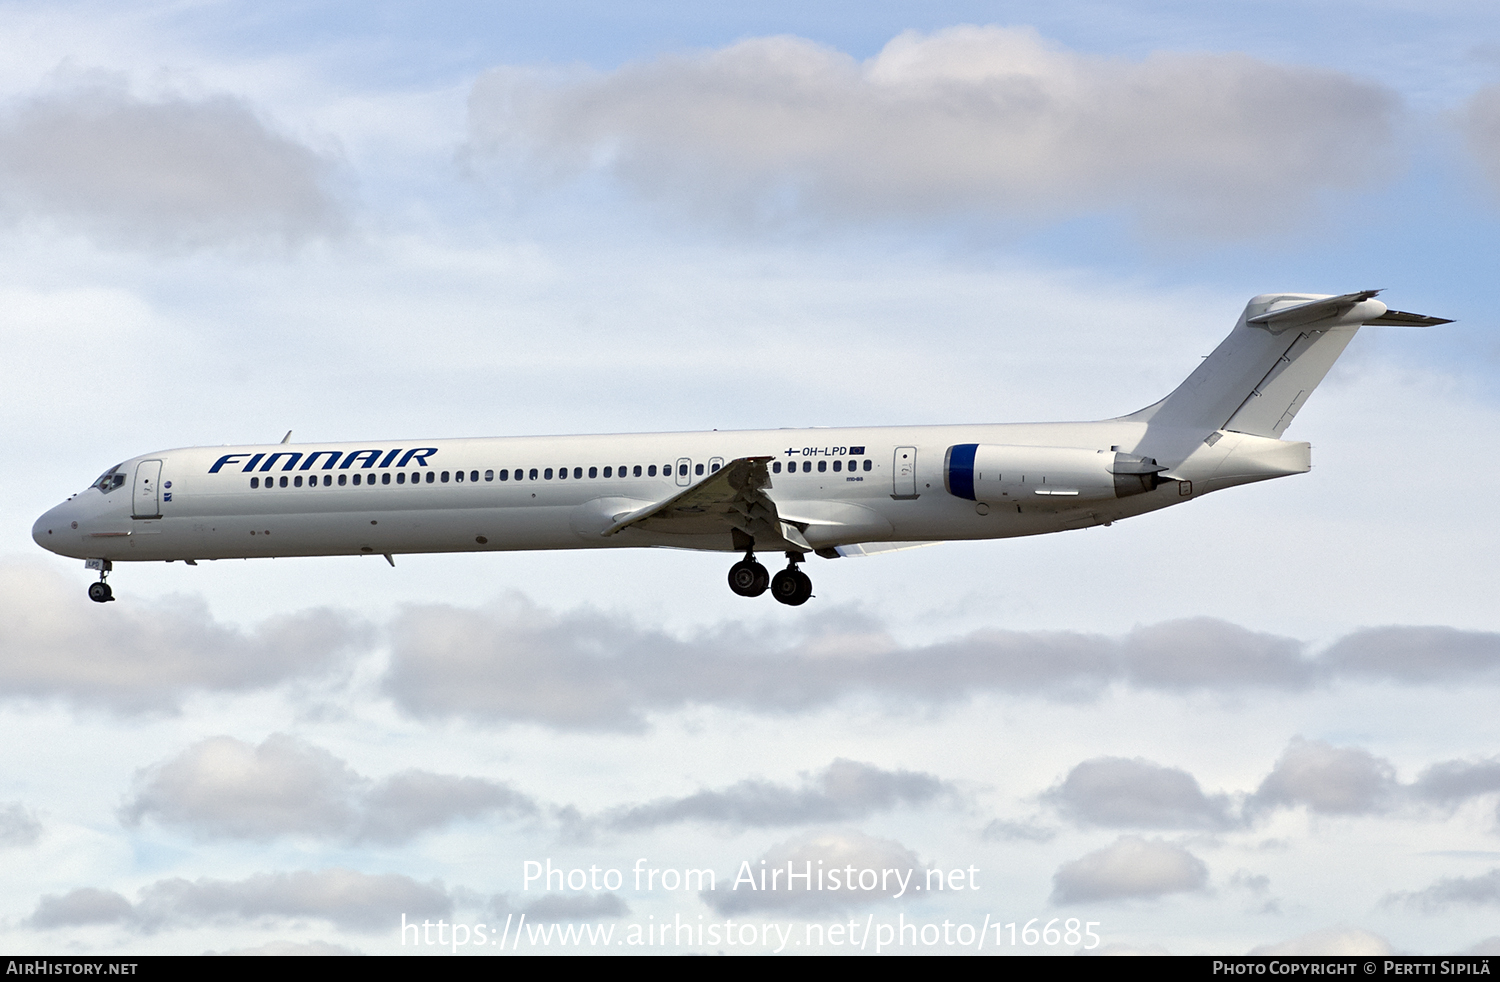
[280,430,292,444]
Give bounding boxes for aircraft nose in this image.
[33,503,72,553]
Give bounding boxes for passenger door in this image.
[892,447,918,499]
[133,460,163,518]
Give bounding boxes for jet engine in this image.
[944,444,1167,502]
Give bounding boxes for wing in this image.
[601,456,814,552]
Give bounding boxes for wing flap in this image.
[602,456,812,550]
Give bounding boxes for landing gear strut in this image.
[728,550,770,597]
[87,560,114,603]
[770,552,813,607]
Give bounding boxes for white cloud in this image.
[982,818,1057,843]
[1047,757,1237,831]
[29,869,451,934]
[121,734,536,843]
[0,801,41,847]
[1249,925,1395,956]
[1386,869,1500,911]
[29,887,135,929]
[0,79,345,250]
[703,830,925,915]
[1050,836,1208,903]
[359,770,538,845]
[386,597,1500,729]
[1410,757,1500,807]
[603,758,949,832]
[1463,85,1500,198]
[207,940,361,955]
[470,26,1400,235]
[0,563,368,713]
[1250,739,1399,816]
[1323,627,1500,684]
[494,892,629,921]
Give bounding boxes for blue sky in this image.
[2,0,1500,956]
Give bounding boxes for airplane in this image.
[33,290,1448,606]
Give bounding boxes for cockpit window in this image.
[91,464,126,493]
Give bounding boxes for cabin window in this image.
[833,460,842,472]
[678,464,688,477]
[602,466,611,478]
[544,468,553,480]
[439,471,448,483]
[470,470,479,482]
[648,465,657,477]
[558,467,567,480]
[695,463,704,476]
[294,475,303,487]
[339,474,347,486]
[711,462,721,473]
[485,470,493,481]
[772,462,781,473]
[426,471,435,484]
[278,476,287,487]
[498,470,508,481]
[381,473,390,485]
[803,461,812,473]
[818,461,827,473]
[251,477,259,488]
[863,459,872,471]
[589,466,598,478]
[574,467,582,479]
[455,470,464,483]
[529,468,538,480]
[395,472,404,485]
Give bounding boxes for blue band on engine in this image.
[946,444,978,500]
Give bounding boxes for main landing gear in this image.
[728,549,812,606]
[88,560,115,603]
[728,553,770,597]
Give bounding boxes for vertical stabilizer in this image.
[1127,291,1393,466]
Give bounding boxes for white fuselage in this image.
[31,420,1306,565]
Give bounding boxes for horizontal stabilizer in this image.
[1368,308,1453,328]
[1245,290,1382,330]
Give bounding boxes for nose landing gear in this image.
[87,560,114,603]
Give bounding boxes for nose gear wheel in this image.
[88,560,115,603]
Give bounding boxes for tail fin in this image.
[1126,291,1449,465]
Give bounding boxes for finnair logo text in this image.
[207,449,439,474]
